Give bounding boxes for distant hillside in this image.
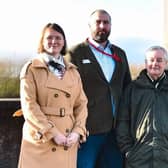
[113,37,163,65]
[0,37,163,66]
[0,50,35,64]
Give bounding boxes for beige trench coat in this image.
[18,56,88,168]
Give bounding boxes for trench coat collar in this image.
[31,56,77,94]
[31,55,76,70]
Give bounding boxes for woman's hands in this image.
[53,133,67,146]
[66,132,80,147]
[53,132,79,148]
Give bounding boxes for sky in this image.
[0,0,164,64]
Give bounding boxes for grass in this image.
[0,77,20,98]
[0,59,145,98]
[0,60,22,98]
[129,64,144,79]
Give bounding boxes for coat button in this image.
[64,146,68,150]
[51,147,56,152]
[54,93,58,98]
[65,128,70,133]
[66,93,71,98]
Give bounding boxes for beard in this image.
[94,30,110,43]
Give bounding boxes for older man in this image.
[117,46,168,168]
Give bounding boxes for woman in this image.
[18,23,88,168]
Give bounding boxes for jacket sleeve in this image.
[116,85,134,154]
[71,70,88,143]
[20,63,62,142]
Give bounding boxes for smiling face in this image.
[145,49,167,80]
[43,28,65,58]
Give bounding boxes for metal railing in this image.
[0,98,20,101]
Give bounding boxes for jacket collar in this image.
[82,40,123,84]
[135,69,168,89]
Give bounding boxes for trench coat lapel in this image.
[45,70,74,94]
[32,56,75,94]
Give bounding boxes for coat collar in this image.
[31,56,77,94]
[134,69,168,90]
[31,55,77,70]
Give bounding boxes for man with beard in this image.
[65,9,131,168]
